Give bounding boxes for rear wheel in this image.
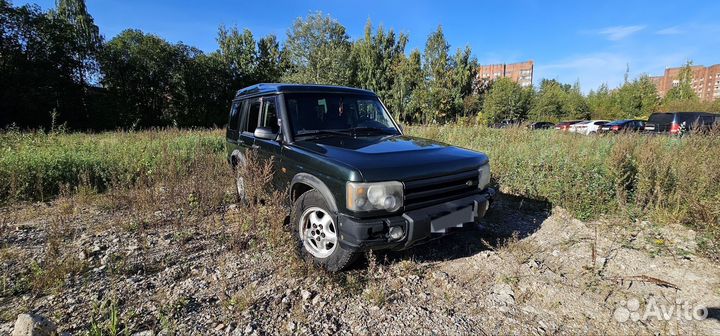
[292,190,357,271]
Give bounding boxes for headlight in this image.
[346,181,403,212]
[478,164,491,190]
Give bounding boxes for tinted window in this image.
[228,101,241,130]
[648,113,673,124]
[244,99,261,133]
[284,93,399,136]
[260,97,279,134]
[675,113,703,124]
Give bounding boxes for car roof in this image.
[234,83,376,99]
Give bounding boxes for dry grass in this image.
[409,124,720,259]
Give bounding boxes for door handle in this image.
[251,144,260,149]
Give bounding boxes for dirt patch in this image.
[1,193,718,335]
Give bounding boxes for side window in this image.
[260,97,280,134]
[228,101,241,130]
[244,99,261,133]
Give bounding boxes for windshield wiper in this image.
[349,127,397,136]
[295,129,352,139]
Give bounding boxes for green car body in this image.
[226,84,495,271]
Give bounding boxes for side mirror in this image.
[254,127,277,140]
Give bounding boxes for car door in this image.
[254,95,285,188]
[238,97,261,154]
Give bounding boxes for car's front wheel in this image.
[292,190,357,271]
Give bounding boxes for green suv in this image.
[226,84,495,271]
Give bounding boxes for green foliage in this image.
[352,20,408,115]
[3,3,717,131]
[282,12,353,85]
[663,61,700,105]
[0,129,224,203]
[530,79,588,121]
[482,78,532,123]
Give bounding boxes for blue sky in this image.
[15,0,720,92]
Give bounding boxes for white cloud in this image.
[595,25,646,41]
[656,26,683,35]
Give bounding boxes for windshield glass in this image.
[283,93,400,136]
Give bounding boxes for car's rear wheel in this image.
[292,190,357,271]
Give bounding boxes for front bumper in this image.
[337,188,496,251]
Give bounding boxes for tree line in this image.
[2,0,719,131]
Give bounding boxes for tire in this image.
[231,159,247,204]
[291,190,357,272]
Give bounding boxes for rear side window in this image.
[648,113,673,124]
[244,99,261,133]
[260,97,280,134]
[228,101,241,130]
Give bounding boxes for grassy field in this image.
[2,126,718,255]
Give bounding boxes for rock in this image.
[491,283,515,307]
[214,323,224,331]
[286,321,296,332]
[300,290,313,301]
[11,314,56,336]
[131,331,154,336]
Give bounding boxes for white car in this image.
[570,120,609,135]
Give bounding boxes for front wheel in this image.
[292,190,357,271]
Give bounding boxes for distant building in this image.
[649,63,720,102]
[477,60,534,87]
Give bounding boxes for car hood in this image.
[293,135,488,181]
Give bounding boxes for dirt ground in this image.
[1,193,719,335]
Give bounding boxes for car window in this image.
[284,93,400,136]
[244,99,261,133]
[260,97,279,134]
[228,101,242,130]
[648,113,673,124]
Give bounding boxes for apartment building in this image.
[477,60,534,87]
[650,63,720,102]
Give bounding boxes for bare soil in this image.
[1,193,719,335]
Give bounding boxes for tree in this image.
[100,30,186,127]
[418,26,455,123]
[282,12,353,85]
[663,61,699,104]
[482,78,532,123]
[530,80,567,120]
[352,20,408,103]
[450,46,476,119]
[255,35,283,83]
[390,50,423,123]
[0,0,86,129]
[587,84,617,119]
[217,25,257,88]
[49,0,101,84]
[612,76,659,118]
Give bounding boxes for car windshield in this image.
[284,93,400,137]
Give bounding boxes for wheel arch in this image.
[290,173,338,213]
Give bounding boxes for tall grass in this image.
[409,125,720,254]
[2,126,718,255]
[0,129,224,203]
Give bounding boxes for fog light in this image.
[388,226,404,240]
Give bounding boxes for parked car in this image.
[555,120,581,131]
[226,84,495,271]
[644,112,720,135]
[527,121,555,130]
[598,119,645,134]
[490,119,521,128]
[571,120,610,135]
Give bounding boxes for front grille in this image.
[403,169,479,210]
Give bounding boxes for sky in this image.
[15,0,720,93]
